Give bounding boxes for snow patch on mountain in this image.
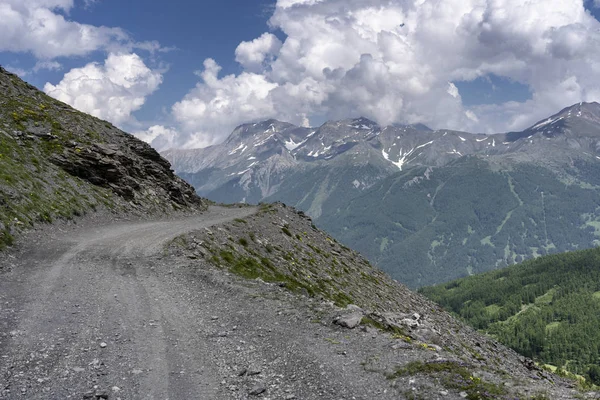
[382,140,435,171]
[532,116,563,130]
[229,143,248,155]
[285,138,302,151]
[254,134,274,147]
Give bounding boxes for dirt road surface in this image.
[0,206,403,400]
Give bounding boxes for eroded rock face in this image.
[49,139,201,207]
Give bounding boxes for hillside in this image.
[420,246,600,382]
[0,69,595,399]
[164,105,600,288]
[0,66,206,249]
[314,156,600,287]
[160,202,591,399]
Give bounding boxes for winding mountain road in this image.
[0,207,257,399]
[0,206,402,400]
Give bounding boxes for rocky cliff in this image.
[0,66,206,248]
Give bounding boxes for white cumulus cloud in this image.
[171,58,279,147]
[133,125,179,152]
[44,53,163,127]
[0,0,129,59]
[0,0,165,60]
[168,0,600,147]
[33,60,62,72]
[235,33,283,72]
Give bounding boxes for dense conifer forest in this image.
[420,246,600,383]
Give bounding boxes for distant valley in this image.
[164,103,600,287]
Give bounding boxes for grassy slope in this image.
[166,202,591,398]
[0,70,118,247]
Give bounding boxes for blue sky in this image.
[2,0,600,149]
[68,0,278,117]
[1,0,279,124]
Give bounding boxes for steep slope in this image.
[420,246,600,383]
[0,66,206,248]
[508,102,600,142]
[162,202,591,399]
[318,156,600,287]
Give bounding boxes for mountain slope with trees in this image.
[420,246,600,382]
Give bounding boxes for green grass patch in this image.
[535,288,555,305]
[390,360,507,400]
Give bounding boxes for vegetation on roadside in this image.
[390,360,507,400]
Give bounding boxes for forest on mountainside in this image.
[420,246,600,383]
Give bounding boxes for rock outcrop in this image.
[0,66,206,248]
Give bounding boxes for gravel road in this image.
[0,206,405,400]
[0,206,259,399]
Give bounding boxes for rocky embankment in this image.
[0,66,206,249]
[163,202,598,400]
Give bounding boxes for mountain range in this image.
[164,102,600,287]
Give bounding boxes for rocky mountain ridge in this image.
[164,102,600,288]
[165,101,600,203]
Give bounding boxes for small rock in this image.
[459,392,468,398]
[392,342,411,350]
[400,318,419,329]
[95,391,109,399]
[247,367,262,376]
[111,386,121,393]
[285,395,296,400]
[99,342,107,348]
[237,368,248,376]
[335,312,363,329]
[427,344,442,352]
[249,383,267,396]
[346,304,363,312]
